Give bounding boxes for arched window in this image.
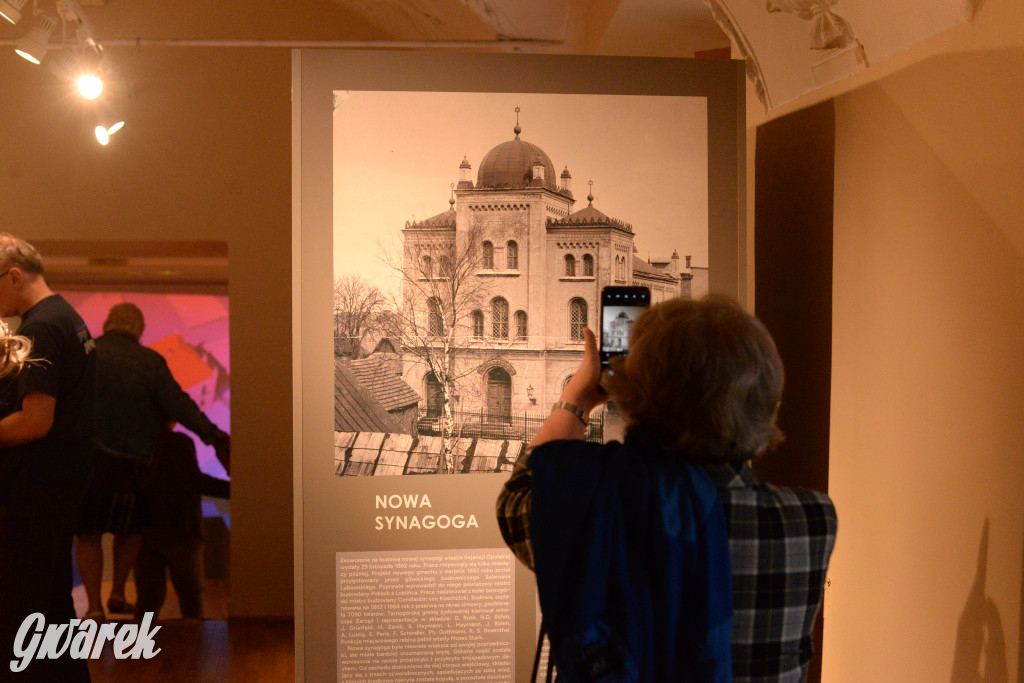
[583,253,594,277]
[482,241,494,269]
[507,240,518,270]
[514,310,528,340]
[562,374,574,391]
[427,297,443,336]
[421,254,433,278]
[425,373,443,417]
[569,298,587,341]
[486,368,512,421]
[492,297,509,339]
[471,310,484,338]
[564,254,576,277]
[439,255,452,278]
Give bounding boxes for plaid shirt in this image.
[497,451,837,683]
[704,461,837,682]
[495,448,537,570]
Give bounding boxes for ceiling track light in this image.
[0,0,26,25]
[77,72,102,98]
[11,0,101,65]
[7,0,123,145]
[14,10,57,64]
[55,0,99,51]
[94,119,123,146]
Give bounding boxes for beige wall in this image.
[0,47,296,617]
[822,4,1024,680]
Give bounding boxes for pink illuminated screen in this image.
[60,291,230,482]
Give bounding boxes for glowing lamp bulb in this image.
[77,75,103,100]
[94,120,124,145]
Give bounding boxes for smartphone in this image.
[600,285,651,370]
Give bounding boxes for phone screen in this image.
[600,285,651,370]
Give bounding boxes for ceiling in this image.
[0,0,729,289]
[2,0,728,54]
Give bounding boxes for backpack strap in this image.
[531,619,556,682]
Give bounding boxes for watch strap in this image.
[551,401,588,426]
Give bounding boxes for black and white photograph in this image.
[601,305,644,353]
[331,90,710,476]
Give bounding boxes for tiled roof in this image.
[548,203,633,232]
[346,356,421,412]
[632,255,677,282]
[333,432,522,476]
[334,361,401,433]
[406,208,456,230]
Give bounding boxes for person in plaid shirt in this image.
[497,295,837,682]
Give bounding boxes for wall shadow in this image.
[951,519,1008,682]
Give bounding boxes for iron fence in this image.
[417,406,604,444]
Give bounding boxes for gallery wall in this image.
[0,47,296,617]
[822,4,1024,679]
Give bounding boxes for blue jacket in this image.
[529,432,733,682]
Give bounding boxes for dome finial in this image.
[587,179,594,205]
[514,106,521,137]
[449,182,455,207]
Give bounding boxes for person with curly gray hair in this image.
[497,295,837,682]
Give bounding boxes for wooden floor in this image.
[73,579,231,621]
[86,619,295,682]
[70,581,294,682]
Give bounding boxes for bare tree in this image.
[382,221,504,473]
[333,274,387,359]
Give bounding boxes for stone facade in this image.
[397,126,702,420]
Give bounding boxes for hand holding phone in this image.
[600,285,651,371]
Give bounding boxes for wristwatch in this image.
[551,401,588,426]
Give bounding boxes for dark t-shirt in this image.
[11,294,96,488]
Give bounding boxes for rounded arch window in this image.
[564,254,576,277]
[427,297,443,336]
[492,297,509,338]
[583,253,594,277]
[482,241,494,269]
[514,310,528,340]
[569,298,587,341]
[506,240,518,269]
[471,310,484,338]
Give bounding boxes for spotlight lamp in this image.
[0,0,26,25]
[95,120,124,146]
[77,73,102,99]
[14,11,57,65]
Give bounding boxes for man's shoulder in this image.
[19,295,88,339]
[22,293,79,321]
[97,332,165,363]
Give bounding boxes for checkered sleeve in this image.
[495,447,535,570]
[720,478,837,682]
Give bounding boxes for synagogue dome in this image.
[476,125,558,191]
